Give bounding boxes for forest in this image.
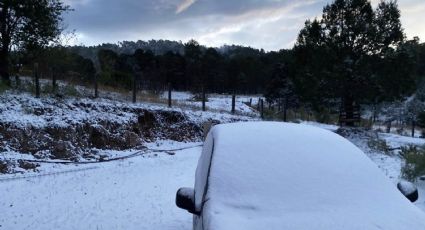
[2,0,425,126]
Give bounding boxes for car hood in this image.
[201,198,425,230]
[200,122,425,229]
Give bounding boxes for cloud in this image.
[176,0,197,14]
[191,1,318,50]
[63,0,425,50]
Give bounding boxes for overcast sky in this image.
[63,0,425,51]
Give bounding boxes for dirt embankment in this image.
[0,105,202,162]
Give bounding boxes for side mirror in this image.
[397,181,419,202]
[176,187,199,215]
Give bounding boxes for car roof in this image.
[202,122,425,230]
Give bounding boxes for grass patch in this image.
[63,85,80,97]
[367,138,391,155]
[0,81,11,93]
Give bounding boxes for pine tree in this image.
[294,0,406,126]
[265,63,298,121]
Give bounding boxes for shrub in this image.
[400,145,425,181]
[367,138,391,155]
[18,160,39,171]
[41,84,53,94]
[63,85,80,97]
[0,160,10,174]
[0,81,10,93]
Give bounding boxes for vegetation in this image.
[367,138,391,155]
[0,0,70,85]
[1,0,425,127]
[293,0,414,125]
[401,145,425,181]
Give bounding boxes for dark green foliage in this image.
[367,138,391,155]
[401,145,425,181]
[60,37,296,95]
[0,0,70,84]
[20,46,96,86]
[265,63,296,104]
[293,0,411,121]
[417,111,425,130]
[98,49,133,89]
[158,51,186,90]
[0,160,9,174]
[133,49,159,90]
[265,63,298,121]
[79,39,282,95]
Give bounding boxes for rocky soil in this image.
[0,92,256,173]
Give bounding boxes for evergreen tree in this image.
[0,0,69,85]
[294,0,406,125]
[265,63,298,121]
[184,39,202,92]
[201,48,223,93]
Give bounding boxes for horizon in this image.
[64,0,425,51]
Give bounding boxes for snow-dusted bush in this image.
[0,160,10,174]
[400,145,425,181]
[367,138,391,155]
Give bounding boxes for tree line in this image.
[1,0,425,126]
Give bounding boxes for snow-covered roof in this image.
[202,122,425,230]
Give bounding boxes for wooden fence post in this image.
[260,99,264,119]
[94,74,98,98]
[412,120,416,137]
[231,93,236,114]
[34,63,40,98]
[202,86,206,111]
[168,82,172,108]
[50,67,56,93]
[257,98,261,110]
[132,74,137,103]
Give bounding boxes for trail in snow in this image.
[0,143,201,230]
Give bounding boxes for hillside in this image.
[0,90,257,174]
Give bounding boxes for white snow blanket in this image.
[0,142,201,230]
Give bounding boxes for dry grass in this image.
[10,74,258,117]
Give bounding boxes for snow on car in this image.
[176,122,425,230]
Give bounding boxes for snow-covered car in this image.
[176,122,425,230]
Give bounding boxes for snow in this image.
[161,91,261,116]
[161,91,193,101]
[398,180,418,195]
[0,142,202,230]
[194,131,214,211]
[2,84,425,229]
[0,92,257,130]
[300,121,339,131]
[380,133,425,149]
[201,122,425,230]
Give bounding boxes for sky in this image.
[63,0,425,51]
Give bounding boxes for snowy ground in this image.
[160,91,262,116]
[306,122,425,212]
[0,141,201,230]
[0,91,257,129]
[17,76,260,117]
[2,85,425,229]
[2,126,425,229]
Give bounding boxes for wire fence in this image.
[0,144,203,182]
